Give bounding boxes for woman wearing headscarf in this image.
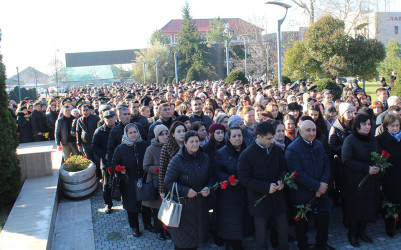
[142,124,169,240]
[342,114,380,247]
[202,123,226,162]
[111,123,151,237]
[164,131,213,250]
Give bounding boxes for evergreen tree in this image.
[206,17,226,44]
[378,39,401,80]
[176,1,211,79]
[0,53,21,207]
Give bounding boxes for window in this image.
[395,26,399,35]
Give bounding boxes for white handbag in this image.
[158,182,183,227]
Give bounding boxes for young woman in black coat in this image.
[376,113,401,237]
[213,127,253,250]
[164,131,214,250]
[342,114,380,247]
[111,123,151,237]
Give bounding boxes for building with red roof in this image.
[161,18,264,46]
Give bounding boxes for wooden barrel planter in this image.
[60,162,97,198]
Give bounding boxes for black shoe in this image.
[316,244,336,250]
[144,223,155,232]
[164,230,171,238]
[348,234,360,247]
[105,205,112,214]
[132,227,142,237]
[359,233,373,243]
[157,232,166,241]
[270,229,278,248]
[386,228,395,238]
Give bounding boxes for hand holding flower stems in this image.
[182,175,236,200]
[358,150,392,190]
[294,197,316,222]
[254,171,298,206]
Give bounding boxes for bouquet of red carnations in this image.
[358,150,392,190]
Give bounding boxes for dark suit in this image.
[285,137,332,250]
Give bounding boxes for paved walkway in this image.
[88,183,401,250]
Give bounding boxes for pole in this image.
[174,51,179,84]
[244,39,247,78]
[34,71,38,99]
[226,39,230,76]
[54,53,58,96]
[266,47,269,80]
[16,67,21,102]
[277,21,282,86]
[156,57,159,84]
[143,62,146,84]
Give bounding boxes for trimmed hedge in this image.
[225,70,248,84]
[311,78,342,100]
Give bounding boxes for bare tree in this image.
[289,0,317,24]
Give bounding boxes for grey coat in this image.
[142,138,163,209]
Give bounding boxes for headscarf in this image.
[121,123,143,146]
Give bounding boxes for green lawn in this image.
[364,82,381,102]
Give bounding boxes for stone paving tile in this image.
[90,183,401,249]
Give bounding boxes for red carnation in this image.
[162,224,170,230]
[108,167,115,175]
[382,150,391,160]
[290,171,298,179]
[220,181,228,190]
[155,167,160,173]
[83,155,87,159]
[57,146,63,151]
[115,165,123,172]
[294,216,300,222]
[395,216,399,222]
[229,175,236,185]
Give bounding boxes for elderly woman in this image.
[342,114,379,247]
[376,113,401,237]
[111,123,151,237]
[164,131,213,250]
[214,127,253,249]
[142,125,169,240]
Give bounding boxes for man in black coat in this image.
[76,104,100,161]
[148,103,174,140]
[106,107,147,166]
[188,97,213,131]
[285,120,333,250]
[92,110,117,214]
[238,122,288,250]
[31,102,48,141]
[55,105,79,160]
[130,100,149,133]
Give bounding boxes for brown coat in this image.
[158,137,181,194]
[142,138,163,209]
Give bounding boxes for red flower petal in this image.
[294,216,300,222]
[220,181,228,190]
[395,216,399,222]
[155,167,160,173]
[229,175,235,185]
[83,155,87,159]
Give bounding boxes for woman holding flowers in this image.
[111,123,151,237]
[142,124,169,240]
[376,113,401,237]
[342,114,379,247]
[164,131,214,250]
[213,127,253,249]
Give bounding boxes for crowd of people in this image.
[8,74,401,250]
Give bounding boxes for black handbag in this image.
[135,172,158,201]
[111,174,121,201]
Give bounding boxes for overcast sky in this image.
[1,0,400,77]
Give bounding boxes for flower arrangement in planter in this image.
[63,155,91,172]
[60,155,97,199]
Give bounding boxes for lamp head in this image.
[265,1,292,9]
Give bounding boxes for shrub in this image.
[225,70,248,84]
[391,77,401,98]
[63,155,91,172]
[186,66,200,82]
[0,54,21,208]
[272,76,292,86]
[312,78,342,100]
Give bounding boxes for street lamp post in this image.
[174,51,179,84]
[33,70,38,98]
[265,1,291,86]
[54,50,59,95]
[156,57,159,84]
[143,62,146,84]
[16,67,21,101]
[223,23,234,76]
[240,35,249,78]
